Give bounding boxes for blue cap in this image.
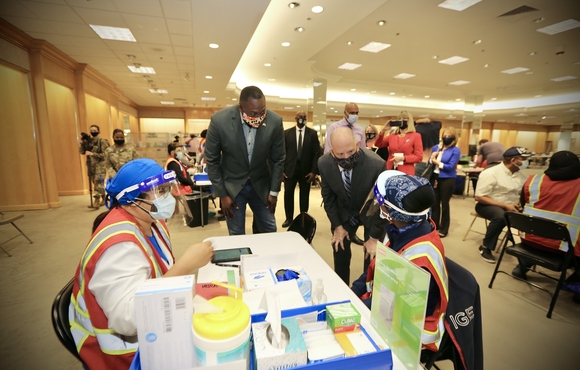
[105,158,165,206]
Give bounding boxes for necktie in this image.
[342,170,358,226]
[297,129,303,160]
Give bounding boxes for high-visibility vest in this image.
[165,156,193,195]
[70,207,174,369]
[364,221,449,352]
[522,174,580,256]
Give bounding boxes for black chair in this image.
[287,212,317,244]
[488,212,575,318]
[51,278,86,366]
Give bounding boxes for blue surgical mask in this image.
[516,159,529,170]
[149,193,176,220]
[347,115,358,124]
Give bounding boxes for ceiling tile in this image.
[175,56,193,64]
[25,32,72,46]
[73,8,127,28]
[132,30,171,45]
[166,18,192,36]
[64,36,108,49]
[75,47,117,58]
[0,1,36,17]
[66,0,117,11]
[20,1,84,23]
[104,40,144,52]
[121,14,166,32]
[2,16,57,34]
[173,46,193,56]
[112,0,163,17]
[170,34,192,47]
[161,0,192,21]
[45,21,95,37]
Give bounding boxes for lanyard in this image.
[147,233,169,265]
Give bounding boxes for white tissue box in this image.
[134,275,196,370]
[252,317,308,370]
[244,269,277,290]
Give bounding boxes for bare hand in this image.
[85,151,94,156]
[381,121,392,133]
[393,153,404,163]
[331,226,350,252]
[267,195,277,214]
[364,237,378,260]
[283,173,288,182]
[504,203,520,212]
[305,173,316,184]
[220,196,237,219]
[166,241,214,276]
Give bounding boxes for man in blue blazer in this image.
[205,86,285,235]
[282,111,321,228]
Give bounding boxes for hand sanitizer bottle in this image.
[312,279,327,305]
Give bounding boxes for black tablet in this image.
[211,247,252,264]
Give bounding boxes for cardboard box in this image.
[134,275,195,370]
[326,302,361,333]
[252,317,308,370]
[196,267,240,300]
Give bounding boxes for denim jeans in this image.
[225,181,277,235]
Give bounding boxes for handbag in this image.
[420,163,435,179]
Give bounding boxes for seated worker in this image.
[352,172,448,352]
[474,139,505,168]
[69,159,214,369]
[474,146,531,263]
[513,150,580,288]
[166,143,194,215]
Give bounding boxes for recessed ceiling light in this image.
[528,51,537,56]
[203,90,209,93]
[338,63,362,70]
[284,106,295,110]
[268,78,276,81]
[209,43,219,49]
[377,20,386,26]
[313,81,323,86]
[448,80,470,85]
[390,92,395,95]
[455,98,462,101]
[473,39,482,44]
[201,97,216,101]
[491,97,497,101]
[311,6,324,13]
[294,27,304,32]
[483,64,489,68]
[380,110,384,113]
[90,25,136,42]
[537,19,580,35]
[264,63,271,67]
[288,2,300,9]
[515,113,528,117]
[393,73,416,79]
[535,95,542,98]
[371,91,377,93]
[359,41,391,53]
[205,76,212,79]
[501,67,529,74]
[127,66,156,74]
[296,105,300,108]
[281,42,291,47]
[160,101,174,105]
[438,56,469,65]
[424,95,430,98]
[438,0,482,12]
[432,55,438,59]
[346,41,352,45]
[550,75,577,82]
[149,89,168,94]
[350,88,356,91]
[232,98,237,101]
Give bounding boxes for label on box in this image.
[326,302,361,333]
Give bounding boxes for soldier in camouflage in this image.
[105,128,139,178]
[80,125,110,209]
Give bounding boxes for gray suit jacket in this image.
[318,149,387,238]
[204,105,285,205]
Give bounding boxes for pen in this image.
[215,263,240,268]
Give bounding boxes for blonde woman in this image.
[374,111,423,175]
[429,127,461,237]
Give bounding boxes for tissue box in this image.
[326,303,361,333]
[252,318,308,370]
[134,275,195,370]
[289,267,312,305]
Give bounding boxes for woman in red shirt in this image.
[374,111,423,175]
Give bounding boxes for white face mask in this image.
[176,151,183,160]
[149,193,176,220]
[515,159,529,170]
[347,114,358,124]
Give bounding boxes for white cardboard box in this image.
[134,275,196,370]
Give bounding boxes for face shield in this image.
[115,170,192,219]
[360,170,405,223]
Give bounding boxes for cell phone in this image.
[211,247,252,264]
[389,120,403,127]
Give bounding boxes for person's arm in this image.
[438,147,460,171]
[204,118,226,197]
[319,158,343,229]
[104,149,116,178]
[92,138,110,160]
[167,161,194,187]
[374,131,389,148]
[132,147,139,160]
[474,172,521,212]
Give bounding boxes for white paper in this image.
[265,291,282,347]
[192,294,223,314]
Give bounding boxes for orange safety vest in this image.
[69,207,174,369]
[522,174,580,256]
[365,221,449,352]
[165,156,193,196]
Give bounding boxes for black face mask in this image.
[366,132,377,140]
[442,137,454,146]
[400,120,408,130]
[90,132,99,137]
[333,149,362,171]
[114,139,125,146]
[296,118,306,128]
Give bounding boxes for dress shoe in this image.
[351,234,364,246]
[282,219,292,228]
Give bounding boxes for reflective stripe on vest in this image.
[401,241,448,347]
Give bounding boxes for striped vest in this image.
[165,156,192,195]
[522,174,580,256]
[69,207,174,369]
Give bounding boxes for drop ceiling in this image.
[1,0,579,125]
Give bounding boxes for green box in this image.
[326,302,361,333]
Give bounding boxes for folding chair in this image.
[0,211,33,257]
[287,212,317,244]
[463,210,506,252]
[51,278,86,366]
[488,212,576,318]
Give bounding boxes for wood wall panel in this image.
[85,94,111,140]
[44,79,85,195]
[41,54,75,88]
[0,64,46,210]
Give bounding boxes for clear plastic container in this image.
[312,278,327,305]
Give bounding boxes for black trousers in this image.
[432,177,455,234]
[332,224,371,285]
[475,203,506,251]
[284,162,311,221]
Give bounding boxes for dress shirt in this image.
[475,163,527,204]
[241,116,258,164]
[324,118,365,153]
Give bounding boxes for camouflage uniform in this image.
[82,137,110,205]
[105,144,139,178]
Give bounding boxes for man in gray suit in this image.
[205,86,285,235]
[318,127,387,284]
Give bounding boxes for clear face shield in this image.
[115,170,192,220]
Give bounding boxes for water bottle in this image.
[312,279,327,305]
